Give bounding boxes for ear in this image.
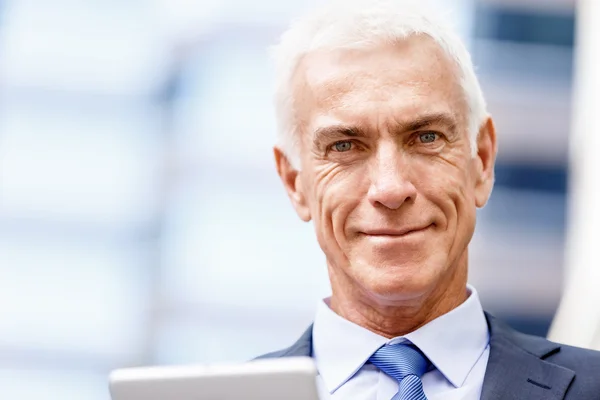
[274,147,311,222]
[474,116,498,208]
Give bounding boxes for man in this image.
[258,1,600,399]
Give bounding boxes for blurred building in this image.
[0,0,576,399]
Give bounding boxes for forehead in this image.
[293,35,467,131]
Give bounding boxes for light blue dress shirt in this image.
[312,285,490,400]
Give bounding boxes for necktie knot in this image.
[370,343,431,380]
[369,343,431,400]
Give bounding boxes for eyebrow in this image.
[312,125,368,148]
[402,113,458,134]
[311,113,459,148]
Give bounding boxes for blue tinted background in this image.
[0,0,574,398]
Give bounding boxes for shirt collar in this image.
[312,297,388,393]
[312,285,489,394]
[402,285,489,387]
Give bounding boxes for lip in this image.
[360,224,433,237]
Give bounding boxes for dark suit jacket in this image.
[257,313,600,399]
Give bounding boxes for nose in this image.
[367,146,417,210]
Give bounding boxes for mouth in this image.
[360,224,434,238]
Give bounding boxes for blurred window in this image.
[474,5,575,46]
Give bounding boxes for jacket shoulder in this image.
[514,330,600,398]
[254,348,294,360]
[512,329,600,373]
[486,313,600,398]
[253,325,313,360]
[546,341,600,398]
[549,341,600,367]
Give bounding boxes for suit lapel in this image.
[481,314,575,400]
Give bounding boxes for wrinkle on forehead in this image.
[291,35,469,142]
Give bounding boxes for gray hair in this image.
[272,0,488,169]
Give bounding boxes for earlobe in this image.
[274,147,312,222]
[474,117,498,208]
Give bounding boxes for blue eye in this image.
[419,132,438,143]
[332,141,353,152]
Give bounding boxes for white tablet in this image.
[109,357,320,400]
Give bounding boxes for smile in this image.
[360,224,434,238]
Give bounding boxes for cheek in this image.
[309,165,366,246]
[417,158,476,229]
[443,176,477,255]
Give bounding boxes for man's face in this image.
[276,36,496,304]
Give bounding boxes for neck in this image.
[328,252,469,338]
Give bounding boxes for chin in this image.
[353,258,439,302]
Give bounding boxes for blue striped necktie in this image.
[369,343,431,400]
